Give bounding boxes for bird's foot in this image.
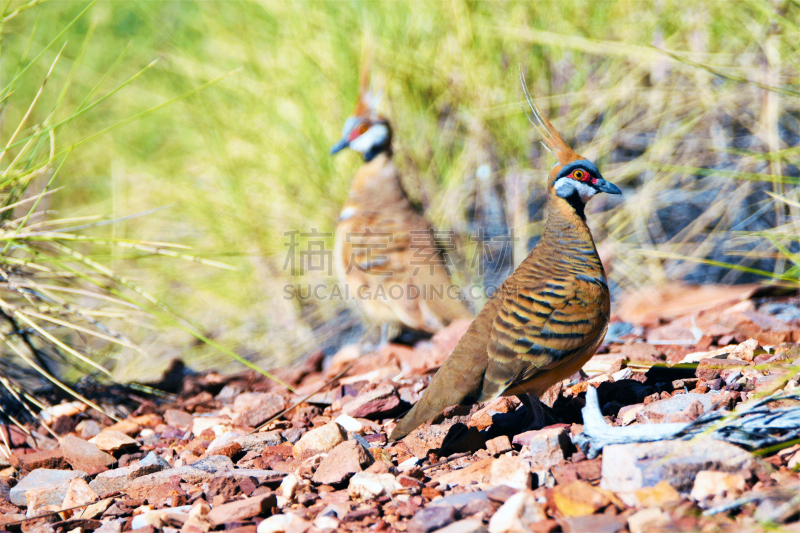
[516,394,557,432]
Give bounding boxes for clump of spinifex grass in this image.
[8,1,800,373]
[0,1,291,443]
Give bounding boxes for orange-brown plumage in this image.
[331,62,472,338]
[390,74,621,440]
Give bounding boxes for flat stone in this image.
[89,431,138,452]
[434,519,487,533]
[343,384,402,419]
[312,440,373,485]
[89,453,171,494]
[292,422,346,459]
[696,358,747,381]
[207,493,277,526]
[235,393,287,428]
[486,436,512,456]
[561,514,626,533]
[61,478,99,515]
[601,440,754,496]
[407,506,456,533]
[61,435,116,472]
[429,491,490,513]
[627,507,669,533]
[636,393,712,424]
[434,458,493,488]
[690,470,745,503]
[207,430,283,455]
[552,480,611,517]
[347,472,402,500]
[164,409,193,429]
[404,420,485,459]
[489,455,532,490]
[633,480,680,507]
[14,449,68,473]
[191,416,232,436]
[515,427,572,469]
[468,398,520,431]
[104,420,139,436]
[10,469,87,507]
[256,514,311,533]
[487,490,547,533]
[123,456,235,498]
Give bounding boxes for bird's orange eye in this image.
[357,123,369,134]
[573,170,585,180]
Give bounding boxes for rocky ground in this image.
[2,284,800,533]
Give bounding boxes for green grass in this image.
[2,0,798,380]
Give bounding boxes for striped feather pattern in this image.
[336,153,472,334]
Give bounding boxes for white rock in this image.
[256,514,310,533]
[190,416,232,436]
[334,414,364,434]
[488,490,547,533]
[40,402,86,424]
[61,478,98,516]
[313,515,340,531]
[628,507,669,533]
[397,457,421,472]
[279,473,302,500]
[612,368,634,381]
[436,519,487,533]
[690,470,745,502]
[489,455,532,490]
[292,422,346,459]
[348,472,402,500]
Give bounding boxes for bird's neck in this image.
[540,189,603,270]
[347,153,407,206]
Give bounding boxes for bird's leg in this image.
[516,394,556,431]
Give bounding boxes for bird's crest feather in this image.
[518,65,581,167]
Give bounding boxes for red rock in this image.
[235,393,287,428]
[206,493,276,526]
[486,435,512,456]
[618,343,662,363]
[695,358,747,380]
[61,435,116,473]
[164,409,193,429]
[12,449,68,474]
[403,420,485,459]
[468,397,520,431]
[311,440,374,485]
[343,384,402,419]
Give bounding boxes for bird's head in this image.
[330,60,392,162]
[519,68,621,207]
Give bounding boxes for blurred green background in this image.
[2,0,798,382]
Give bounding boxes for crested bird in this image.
[390,73,622,441]
[330,63,472,345]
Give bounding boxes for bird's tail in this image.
[389,309,493,441]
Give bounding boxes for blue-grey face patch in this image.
[557,160,602,180]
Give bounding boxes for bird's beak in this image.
[330,138,349,155]
[596,179,622,195]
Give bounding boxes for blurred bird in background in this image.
[330,55,473,348]
[391,71,622,440]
